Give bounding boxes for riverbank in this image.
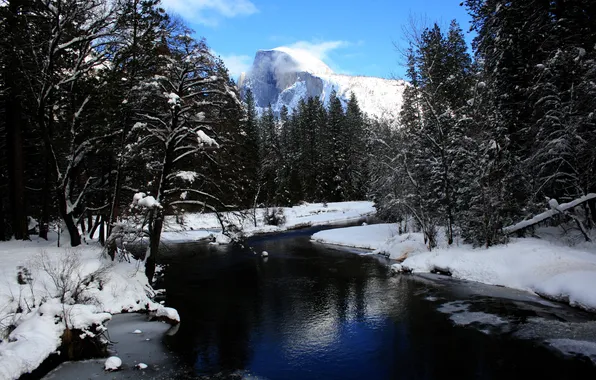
[311,224,596,312]
[0,201,373,379]
[161,201,376,243]
[44,313,190,379]
[151,228,596,376]
[0,234,178,380]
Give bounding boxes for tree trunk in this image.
[80,214,86,234]
[99,215,105,246]
[87,210,93,237]
[57,190,81,247]
[107,160,122,238]
[89,213,101,239]
[5,0,28,240]
[145,214,163,284]
[0,197,6,241]
[588,198,596,225]
[39,161,51,240]
[144,213,163,284]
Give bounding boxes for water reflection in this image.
[160,230,596,379]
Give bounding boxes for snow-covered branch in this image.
[504,194,596,234]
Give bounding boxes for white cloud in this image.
[216,53,253,79]
[285,40,354,74]
[161,0,258,26]
[287,40,351,62]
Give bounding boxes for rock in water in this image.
[104,356,122,371]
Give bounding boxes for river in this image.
[46,225,596,379]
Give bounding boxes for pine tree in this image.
[344,93,366,200]
[241,89,261,207]
[274,105,293,205]
[258,105,279,205]
[466,0,596,237]
[325,91,346,201]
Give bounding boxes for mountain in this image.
[238,47,406,120]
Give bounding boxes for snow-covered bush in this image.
[264,208,286,226]
[34,250,111,305]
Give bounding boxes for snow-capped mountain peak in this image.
[239,47,406,120]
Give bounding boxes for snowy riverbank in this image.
[312,224,596,312]
[161,201,376,243]
[0,235,178,380]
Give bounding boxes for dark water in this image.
[158,227,596,380]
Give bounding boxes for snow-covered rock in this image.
[239,47,406,121]
[105,356,122,371]
[136,363,148,370]
[261,251,269,257]
[150,307,180,325]
[132,329,142,334]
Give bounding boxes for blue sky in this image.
[161,0,473,80]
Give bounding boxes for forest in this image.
[1,0,596,272]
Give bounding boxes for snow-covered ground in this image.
[311,223,596,312]
[161,201,376,243]
[0,234,178,380]
[311,223,428,260]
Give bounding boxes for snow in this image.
[504,193,596,233]
[437,301,508,328]
[311,224,397,250]
[197,130,219,148]
[311,223,427,260]
[132,329,142,334]
[0,234,179,379]
[161,201,376,243]
[104,356,122,371]
[243,47,406,120]
[402,238,596,312]
[132,192,146,204]
[175,171,198,183]
[136,362,148,369]
[533,271,596,310]
[153,307,180,323]
[317,73,406,121]
[0,312,63,380]
[165,92,180,107]
[133,193,161,209]
[310,223,596,312]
